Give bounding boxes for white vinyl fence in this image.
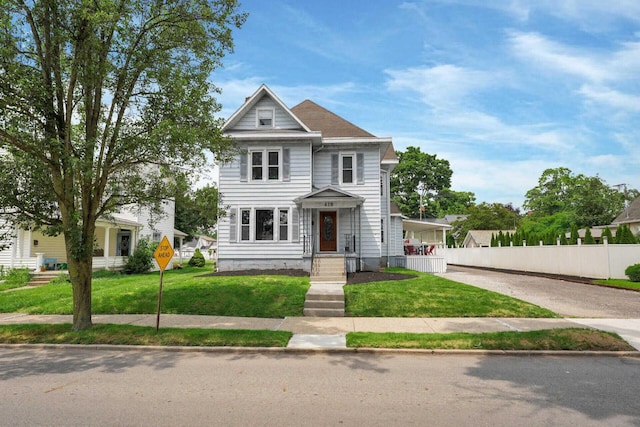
[444,242,640,279]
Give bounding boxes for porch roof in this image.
[294,186,364,209]
[403,219,452,234]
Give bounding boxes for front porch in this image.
[296,186,365,273]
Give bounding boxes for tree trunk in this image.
[68,256,93,330]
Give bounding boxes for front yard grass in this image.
[344,270,558,318]
[0,266,309,318]
[0,267,557,318]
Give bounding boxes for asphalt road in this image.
[441,266,640,318]
[1,348,639,427]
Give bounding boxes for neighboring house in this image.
[0,201,178,271]
[181,235,217,260]
[462,230,516,248]
[217,85,401,272]
[611,196,640,237]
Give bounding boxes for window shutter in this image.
[283,148,290,182]
[240,153,248,182]
[331,154,338,185]
[292,207,299,242]
[357,153,364,184]
[229,208,237,242]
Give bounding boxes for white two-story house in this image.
[217,85,403,273]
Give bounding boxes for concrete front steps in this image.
[26,271,65,286]
[304,255,347,317]
[303,283,345,317]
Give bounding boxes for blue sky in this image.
[212,0,640,208]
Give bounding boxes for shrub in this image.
[123,238,157,274]
[625,264,640,282]
[188,248,206,267]
[3,267,31,286]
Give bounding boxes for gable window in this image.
[257,109,274,127]
[341,154,353,184]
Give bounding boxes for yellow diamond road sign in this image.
[154,236,174,271]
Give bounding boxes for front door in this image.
[319,211,337,252]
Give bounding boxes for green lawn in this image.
[0,323,292,347]
[594,278,640,291]
[0,266,309,318]
[0,266,557,318]
[347,329,635,351]
[344,270,558,318]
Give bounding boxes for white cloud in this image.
[385,65,493,109]
[579,85,640,112]
[508,31,608,82]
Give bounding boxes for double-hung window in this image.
[279,209,289,241]
[341,154,354,184]
[240,209,251,241]
[249,149,281,181]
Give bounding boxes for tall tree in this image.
[0,0,246,330]
[524,167,634,228]
[390,146,454,218]
[175,175,223,239]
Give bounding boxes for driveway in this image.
[439,265,640,318]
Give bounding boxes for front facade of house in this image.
[217,85,401,272]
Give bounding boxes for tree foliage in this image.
[0,0,246,329]
[390,146,456,218]
[524,167,635,228]
[451,202,521,245]
[174,174,222,239]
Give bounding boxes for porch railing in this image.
[344,234,357,254]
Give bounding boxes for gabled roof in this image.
[291,100,375,138]
[222,84,312,133]
[613,197,640,224]
[463,230,516,247]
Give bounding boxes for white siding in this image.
[313,146,382,261]
[218,140,313,269]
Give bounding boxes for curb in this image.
[1,343,638,357]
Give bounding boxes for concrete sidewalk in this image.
[1,313,638,350]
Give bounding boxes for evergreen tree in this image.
[569,224,579,245]
[583,228,595,244]
[602,227,613,244]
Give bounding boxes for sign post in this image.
[153,236,175,332]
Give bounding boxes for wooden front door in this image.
[319,211,337,252]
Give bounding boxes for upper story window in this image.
[241,148,290,183]
[341,154,354,184]
[257,109,274,127]
[250,149,280,181]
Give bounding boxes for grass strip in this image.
[344,270,558,318]
[594,279,640,291]
[347,329,635,351]
[0,324,292,348]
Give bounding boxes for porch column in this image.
[103,226,110,268]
